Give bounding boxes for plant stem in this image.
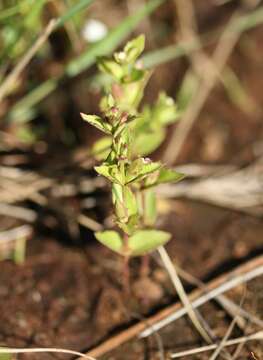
[123,255,130,296]
[123,234,130,295]
[140,254,150,278]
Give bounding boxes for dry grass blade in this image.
[0,347,96,359]
[209,318,237,360]
[158,245,212,343]
[171,331,263,358]
[0,176,52,204]
[0,225,32,243]
[173,0,260,118]
[78,214,103,232]
[163,11,241,164]
[0,203,37,222]
[0,19,58,103]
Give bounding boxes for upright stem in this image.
[140,254,150,278]
[139,189,151,278]
[123,234,130,295]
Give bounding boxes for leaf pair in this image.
[95,158,162,186]
[114,35,145,65]
[95,229,171,256]
[98,35,145,84]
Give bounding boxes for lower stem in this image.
[123,255,130,296]
[123,233,130,295]
[140,254,150,278]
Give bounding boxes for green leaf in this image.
[114,34,145,64]
[124,68,145,83]
[119,79,147,110]
[112,186,137,234]
[154,92,180,125]
[123,186,138,217]
[112,183,127,221]
[91,136,112,161]
[95,231,123,254]
[156,168,185,185]
[145,167,185,188]
[143,189,157,226]
[112,183,123,204]
[133,129,165,156]
[98,57,124,80]
[80,113,112,134]
[95,164,124,185]
[129,230,171,256]
[126,158,162,184]
[107,94,116,108]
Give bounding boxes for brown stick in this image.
[79,255,263,359]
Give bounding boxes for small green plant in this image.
[81,35,184,274]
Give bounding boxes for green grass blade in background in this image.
[55,0,94,29]
[10,79,59,123]
[141,42,200,69]
[8,0,165,123]
[0,0,49,67]
[0,0,33,21]
[24,0,47,29]
[6,0,95,123]
[66,0,165,76]
[0,3,22,21]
